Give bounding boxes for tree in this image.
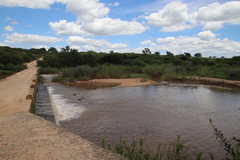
[166,51,173,57]
[154,52,160,55]
[184,52,191,57]
[142,48,151,55]
[48,47,58,54]
[194,53,202,57]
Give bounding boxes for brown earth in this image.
[0,60,126,160]
[80,78,157,87]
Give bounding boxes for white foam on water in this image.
[47,86,86,125]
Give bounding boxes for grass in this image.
[101,136,196,160]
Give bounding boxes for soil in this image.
[80,78,157,87]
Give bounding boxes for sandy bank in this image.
[77,78,157,87]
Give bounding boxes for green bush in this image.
[40,67,59,74]
[101,136,194,160]
[227,68,240,80]
[142,64,175,78]
[96,65,125,79]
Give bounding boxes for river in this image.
[36,76,240,159]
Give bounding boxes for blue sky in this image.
[1,0,240,57]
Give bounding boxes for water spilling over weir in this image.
[35,83,55,122]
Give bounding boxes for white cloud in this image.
[0,0,67,9]
[202,21,224,31]
[197,31,216,41]
[66,36,107,47]
[82,18,147,35]
[49,20,90,36]
[145,1,192,32]
[66,36,128,50]
[106,43,128,49]
[140,40,155,46]
[81,45,97,51]
[4,33,63,44]
[50,18,147,36]
[0,42,10,46]
[197,1,240,30]
[11,21,19,25]
[109,2,119,7]
[5,17,15,21]
[66,0,109,23]
[4,26,14,31]
[28,24,34,27]
[153,33,240,57]
[156,37,175,44]
[145,1,240,32]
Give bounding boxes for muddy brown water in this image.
[39,80,240,159]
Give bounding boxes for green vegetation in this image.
[36,46,240,82]
[0,46,46,79]
[209,119,240,160]
[101,135,194,160]
[101,120,240,160]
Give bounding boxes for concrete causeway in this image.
[0,60,125,160]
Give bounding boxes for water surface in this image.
[47,82,240,159]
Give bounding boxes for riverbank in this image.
[0,61,125,160]
[77,78,157,87]
[180,76,240,88]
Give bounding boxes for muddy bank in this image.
[175,76,240,88]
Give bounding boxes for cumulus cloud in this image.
[49,20,89,36]
[109,2,119,7]
[197,31,216,41]
[82,18,147,35]
[4,26,14,31]
[153,33,240,57]
[49,18,147,36]
[145,1,192,32]
[197,1,240,30]
[66,36,128,50]
[106,43,128,49]
[66,0,109,23]
[145,1,240,32]
[66,36,107,47]
[4,33,63,44]
[140,40,156,46]
[0,0,67,9]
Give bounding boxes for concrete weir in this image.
[0,60,125,160]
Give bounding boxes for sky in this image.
[1,0,240,58]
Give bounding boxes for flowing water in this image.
[37,76,240,159]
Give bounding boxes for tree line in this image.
[36,46,240,81]
[0,46,43,78]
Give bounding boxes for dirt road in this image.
[0,61,125,160]
[0,60,38,117]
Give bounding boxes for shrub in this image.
[101,136,195,160]
[209,119,240,159]
[142,64,174,78]
[40,67,59,74]
[227,68,240,80]
[96,65,125,79]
